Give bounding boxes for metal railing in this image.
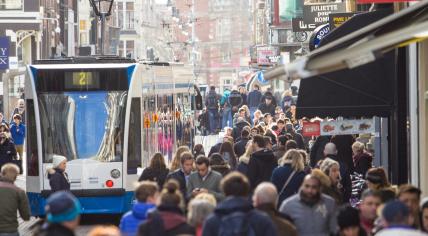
[0,0,23,10]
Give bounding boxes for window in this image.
[126,40,134,59]
[222,50,232,63]
[216,19,231,41]
[26,100,39,176]
[127,98,141,174]
[124,2,135,30]
[0,0,23,10]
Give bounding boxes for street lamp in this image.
[89,0,114,55]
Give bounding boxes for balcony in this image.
[0,0,23,10]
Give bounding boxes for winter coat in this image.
[187,170,224,201]
[0,138,17,168]
[258,103,275,116]
[208,143,222,157]
[247,90,262,108]
[232,120,250,141]
[47,168,70,192]
[331,135,355,173]
[10,123,25,145]
[271,163,306,205]
[210,164,231,177]
[139,167,169,189]
[240,93,247,106]
[166,169,187,198]
[261,92,278,107]
[256,204,297,236]
[353,152,373,176]
[138,205,194,236]
[205,90,220,109]
[0,178,30,233]
[120,202,156,236]
[202,197,278,236]
[279,193,337,236]
[228,90,243,108]
[234,138,249,158]
[325,154,352,203]
[236,154,250,176]
[310,136,330,167]
[247,149,278,190]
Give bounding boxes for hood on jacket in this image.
[214,197,253,215]
[211,164,230,172]
[251,149,275,162]
[311,169,332,188]
[158,207,188,231]
[132,202,156,220]
[47,168,63,179]
[236,119,250,127]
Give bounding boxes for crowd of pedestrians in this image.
[2,90,428,236]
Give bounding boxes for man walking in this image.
[187,156,223,201]
[205,86,220,134]
[247,85,262,120]
[166,152,194,198]
[279,175,337,236]
[10,114,25,160]
[247,135,277,190]
[0,163,30,236]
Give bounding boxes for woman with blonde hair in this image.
[236,140,254,176]
[319,158,343,204]
[352,141,372,175]
[169,146,191,172]
[187,197,216,236]
[271,149,306,205]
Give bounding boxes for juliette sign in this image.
[0,37,10,70]
[303,3,346,25]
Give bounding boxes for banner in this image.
[256,46,279,65]
[0,37,10,70]
[320,119,375,136]
[303,3,346,25]
[302,121,321,136]
[329,13,356,30]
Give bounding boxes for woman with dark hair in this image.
[219,141,237,170]
[139,153,169,188]
[208,153,230,177]
[193,144,205,159]
[138,180,194,236]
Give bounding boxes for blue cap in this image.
[45,191,81,223]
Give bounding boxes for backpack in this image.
[218,211,256,236]
[207,93,218,109]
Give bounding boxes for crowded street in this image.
[2,0,428,236]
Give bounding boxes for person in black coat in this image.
[247,135,278,190]
[0,132,17,170]
[232,117,250,142]
[166,152,194,198]
[139,153,169,188]
[202,172,277,236]
[47,155,70,192]
[331,135,355,173]
[258,96,276,116]
[310,135,331,167]
[234,129,250,157]
[351,141,373,176]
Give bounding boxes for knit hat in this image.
[337,205,360,229]
[382,200,410,225]
[45,191,81,223]
[52,155,67,168]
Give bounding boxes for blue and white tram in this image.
[24,57,195,215]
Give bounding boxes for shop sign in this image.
[309,24,330,51]
[292,18,317,32]
[329,13,356,30]
[302,121,321,136]
[303,3,346,25]
[257,46,279,65]
[0,37,10,70]
[320,118,375,136]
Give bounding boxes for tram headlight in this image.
[111,169,121,179]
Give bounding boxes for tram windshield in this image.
[34,67,130,163]
[39,91,127,163]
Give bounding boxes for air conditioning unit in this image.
[257,1,265,9]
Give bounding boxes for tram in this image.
[25,57,195,215]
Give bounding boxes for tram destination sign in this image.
[303,3,346,25]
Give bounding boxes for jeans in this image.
[208,108,218,134]
[249,107,257,122]
[222,107,232,128]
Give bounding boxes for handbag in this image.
[278,170,296,197]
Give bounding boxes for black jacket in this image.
[331,135,355,173]
[270,164,306,205]
[257,103,275,116]
[139,167,169,189]
[208,143,222,157]
[247,149,278,190]
[234,137,249,157]
[166,169,187,197]
[0,138,17,168]
[310,136,330,167]
[353,152,372,176]
[47,168,70,192]
[202,197,277,236]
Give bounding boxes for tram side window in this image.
[26,100,39,176]
[128,98,141,174]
